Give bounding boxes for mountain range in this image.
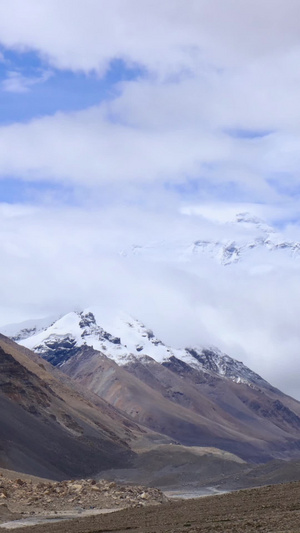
[121,212,300,266]
[3,309,300,465]
[2,212,300,483]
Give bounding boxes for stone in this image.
[15,479,25,486]
[72,484,84,491]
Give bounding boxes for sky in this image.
[1,0,300,397]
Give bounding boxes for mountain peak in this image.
[234,212,275,234]
[1,309,270,391]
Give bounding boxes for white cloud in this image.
[0,1,300,74]
[0,76,298,202]
[0,105,232,185]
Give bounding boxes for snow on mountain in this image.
[3,309,269,390]
[121,212,300,266]
[9,311,188,366]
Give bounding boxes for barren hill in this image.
[0,335,140,479]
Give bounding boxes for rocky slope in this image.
[0,334,147,479]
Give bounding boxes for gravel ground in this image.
[3,480,300,533]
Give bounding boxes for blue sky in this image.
[0,49,143,124]
[0,47,146,204]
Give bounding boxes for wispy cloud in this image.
[1,69,52,93]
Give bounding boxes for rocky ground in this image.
[0,470,167,522]
[2,468,300,532]
[3,480,300,533]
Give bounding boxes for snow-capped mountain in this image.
[121,212,300,266]
[5,309,300,462]
[4,309,269,389]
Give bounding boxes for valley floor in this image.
[3,481,300,533]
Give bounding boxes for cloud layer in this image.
[1,0,300,73]
[1,202,300,399]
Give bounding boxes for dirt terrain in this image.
[2,480,300,533]
[100,443,300,495]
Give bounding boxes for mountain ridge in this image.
[4,309,271,390]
